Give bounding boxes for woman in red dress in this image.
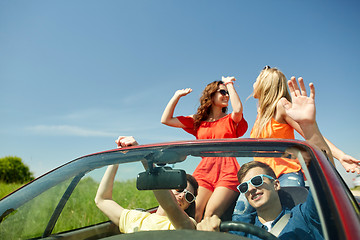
[161,77,248,222]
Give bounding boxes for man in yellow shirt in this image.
[95,137,198,233]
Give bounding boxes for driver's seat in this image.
[278,186,309,208]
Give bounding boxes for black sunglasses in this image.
[175,189,196,203]
[218,89,229,96]
[237,174,275,194]
[263,65,271,70]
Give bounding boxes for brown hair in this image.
[193,81,227,130]
[237,161,276,183]
[184,174,198,218]
[186,174,198,196]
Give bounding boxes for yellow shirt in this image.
[119,209,196,233]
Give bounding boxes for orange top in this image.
[251,118,302,178]
[177,114,248,139]
[251,117,295,139]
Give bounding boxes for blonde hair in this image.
[252,67,291,137]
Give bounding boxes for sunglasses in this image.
[218,89,229,96]
[263,65,271,70]
[175,189,196,203]
[237,174,275,194]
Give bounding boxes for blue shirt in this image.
[232,191,324,239]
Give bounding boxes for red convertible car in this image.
[0,139,359,239]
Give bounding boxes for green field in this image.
[0,182,24,199]
[0,178,158,239]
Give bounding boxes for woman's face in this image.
[212,84,229,107]
[171,181,196,210]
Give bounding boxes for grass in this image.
[0,178,158,239]
[0,182,24,199]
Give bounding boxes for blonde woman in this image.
[233,69,359,225]
[251,66,359,185]
[161,77,248,222]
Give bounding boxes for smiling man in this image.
[237,162,282,228]
[236,161,323,239]
[197,160,324,239]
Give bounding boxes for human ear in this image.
[274,179,281,191]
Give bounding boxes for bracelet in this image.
[225,81,234,85]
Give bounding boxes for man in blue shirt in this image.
[197,161,324,239]
[232,161,323,239]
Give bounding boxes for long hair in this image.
[252,67,291,138]
[184,174,199,219]
[193,81,227,130]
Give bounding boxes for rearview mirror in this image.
[136,167,187,190]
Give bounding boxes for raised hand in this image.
[279,76,333,162]
[175,88,192,98]
[280,77,316,125]
[221,76,236,85]
[115,136,138,148]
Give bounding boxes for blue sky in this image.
[1,0,359,186]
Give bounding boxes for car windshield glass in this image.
[0,177,74,238]
[0,141,334,239]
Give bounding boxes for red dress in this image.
[177,114,248,192]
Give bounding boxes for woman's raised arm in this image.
[222,76,243,123]
[161,88,192,128]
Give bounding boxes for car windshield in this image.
[0,140,355,239]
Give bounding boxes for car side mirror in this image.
[136,166,187,190]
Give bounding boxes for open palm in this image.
[175,88,192,97]
[281,77,316,124]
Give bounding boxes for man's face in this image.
[241,167,280,211]
[171,181,195,210]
